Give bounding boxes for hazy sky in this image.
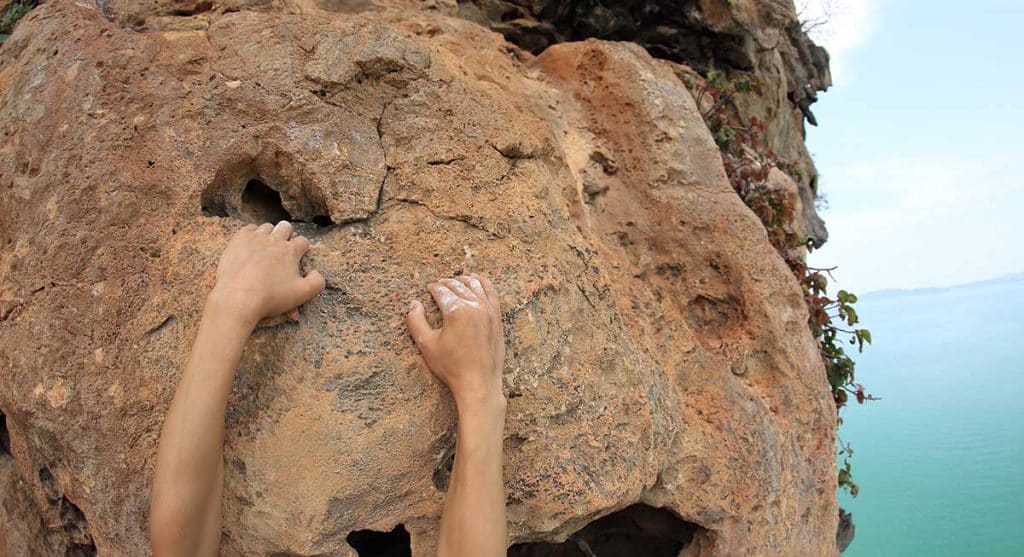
[798,0,1024,293]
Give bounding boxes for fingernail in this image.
[408,300,417,313]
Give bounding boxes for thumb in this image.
[299,269,326,300]
[405,300,437,351]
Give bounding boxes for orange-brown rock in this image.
[457,0,833,246]
[0,1,837,555]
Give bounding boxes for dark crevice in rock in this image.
[60,498,98,556]
[427,156,464,165]
[432,435,456,491]
[143,315,176,337]
[507,503,705,557]
[463,1,743,65]
[0,410,10,456]
[488,141,541,161]
[574,280,597,309]
[458,0,830,129]
[837,507,855,553]
[311,215,335,227]
[168,1,213,17]
[38,467,97,555]
[391,197,508,239]
[66,542,98,557]
[370,98,394,220]
[303,84,397,231]
[346,524,411,557]
[302,65,443,231]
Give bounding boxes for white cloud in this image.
[796,0,879,84]
[824,155,1022,220]
[810,155,1024,293]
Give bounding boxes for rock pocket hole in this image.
[240,179,292,224]
[312,215,335,227]
[0,410,10,456]
[204,175,336,228]
[346,524,411,557]
[507,504,705,557]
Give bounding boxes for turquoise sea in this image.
[838,276,1024,556]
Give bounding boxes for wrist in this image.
[454,389,507,421]
[205,288,260,332]
[454,391,505,449]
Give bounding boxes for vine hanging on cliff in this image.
[689,70,877,497]
[0,0,37,41]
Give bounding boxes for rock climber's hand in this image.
[406,274,506,407]
[210,221,325,326]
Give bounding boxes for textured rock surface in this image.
[0,1,837,555]
[836,507,855,553]
[458,0,831,246]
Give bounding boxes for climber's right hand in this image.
[406,274,506,409]
[208,221,325,327]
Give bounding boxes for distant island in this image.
[864,272,1024,300]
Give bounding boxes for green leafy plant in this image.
[0,0,38,41]
[692,70,877,496]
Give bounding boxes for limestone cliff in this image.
[457,0,831,246]
[0,1,838,555]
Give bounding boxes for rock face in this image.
[0,1,837,556]
[458,0,831,246]
[836,507,855,553]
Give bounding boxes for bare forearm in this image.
[151,295,256,556]
[149,221,324,555]
[437,395,508,557]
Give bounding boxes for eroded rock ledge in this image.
[457,0,832,246]
[0,1,837,555]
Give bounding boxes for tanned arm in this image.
[406,275,508,557]
[150,221,325,557]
